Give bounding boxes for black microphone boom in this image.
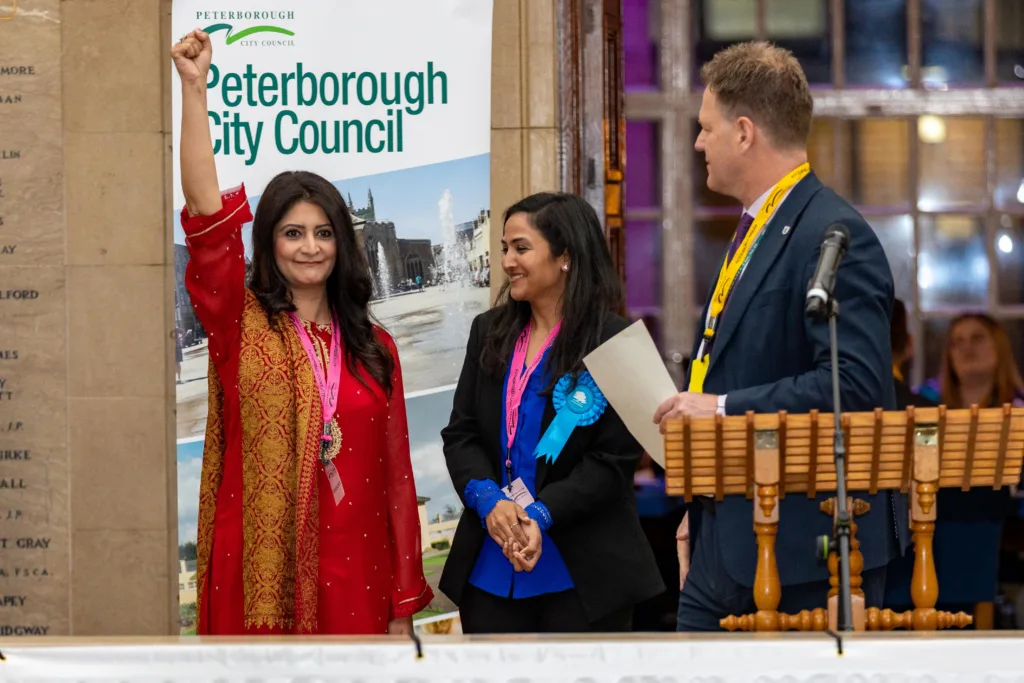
[805,223,850,319]
[804,221,856,631]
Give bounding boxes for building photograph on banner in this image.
[171,0,490,634]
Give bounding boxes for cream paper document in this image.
[583,320,678,467]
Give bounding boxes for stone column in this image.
[0,0,178,636]
[489,0,560,303]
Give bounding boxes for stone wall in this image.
[0,0,561,635]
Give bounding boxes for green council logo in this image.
[198,11,296,47]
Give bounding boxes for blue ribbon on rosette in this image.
[534,371,608,464]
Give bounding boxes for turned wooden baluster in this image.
[821,497,869,631]
[721,426,840,633]
[911,485,941,628]
[721,429,782,632]
[752,483,781,631]
[779,609,829,631]
[909,420,971,630]
[866,608,913,630]
[866,607,972,630]
[751,429,781,631]
[724,608,829,632]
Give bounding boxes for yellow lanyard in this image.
[688,163,811,393]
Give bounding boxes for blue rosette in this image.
[534,371,608,464]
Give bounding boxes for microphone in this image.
[804,223,850,319]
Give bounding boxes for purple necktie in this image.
[705,212,756,355]
[727,212,755,262]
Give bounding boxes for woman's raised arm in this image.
[172,29,222,217]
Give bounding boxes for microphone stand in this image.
[827,297,854,632]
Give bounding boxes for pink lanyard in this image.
[288,312,343,452]
[504,320,561,483]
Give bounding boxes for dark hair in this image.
[700,41,813,149]
[479,192,623,392]
[248,171,394,395]
[890,298,909,355]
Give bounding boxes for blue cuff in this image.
[465,479,506,526]
[464,479,501,510]
[525,501,553,532]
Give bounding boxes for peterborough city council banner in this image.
[171,0,493,634]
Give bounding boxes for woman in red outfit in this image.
[172,29,432,635]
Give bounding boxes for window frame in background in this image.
[622,0,1024,387]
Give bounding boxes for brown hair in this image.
[939,313,1024,409]
[699,41,813,150]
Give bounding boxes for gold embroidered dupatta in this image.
[196,290,323,632]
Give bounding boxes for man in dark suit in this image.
[654,41,908,631]
[890,298,935,409]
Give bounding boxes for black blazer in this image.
[688,171,910,588]
[439,309,665,622]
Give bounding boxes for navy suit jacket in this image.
[688,171,910,588]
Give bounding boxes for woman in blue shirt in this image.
[439,193,665,633]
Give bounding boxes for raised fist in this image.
[171,29,212,85]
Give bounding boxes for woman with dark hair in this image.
[439,192,665,633]
[172,29,431,636]
[889,299,934,409]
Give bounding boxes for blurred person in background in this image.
[887,313,1023,628]
[923,314,1024,410]
[890,299,934,409]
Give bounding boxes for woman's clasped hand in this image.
[485,499,542,571]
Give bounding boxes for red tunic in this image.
[181,184,432,635]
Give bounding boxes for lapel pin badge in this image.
[782,225,791,235]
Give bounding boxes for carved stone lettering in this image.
[0,626,49,636]
[0,538,51,550]
[0,290,38,300]
[0,0,68,637]
[0,568,51,578]
[0,449,30,459]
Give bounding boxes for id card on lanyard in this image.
[688,163,810,393]
[504,320,560,493]
[289,312,346,506]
